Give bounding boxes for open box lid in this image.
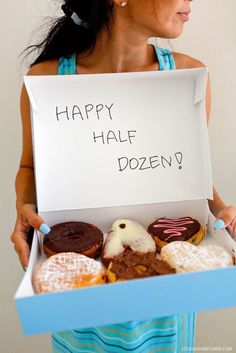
[24,68,212,213]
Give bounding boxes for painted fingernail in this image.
[39,223,51,235]
[24,266,28,272]
[214,219,225,230]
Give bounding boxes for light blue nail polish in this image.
[214,219,225,230]
[24,267,28,272]
[39,223,51,235]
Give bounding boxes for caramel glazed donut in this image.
[43,221,103,258]
[148,217,205,252]
[107,249,175,282]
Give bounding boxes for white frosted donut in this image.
[33,252,106,294]
[102,219,156,265]
[161,241,234,273]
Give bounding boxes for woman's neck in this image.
[77,14,158,73]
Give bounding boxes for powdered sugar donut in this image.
[33,252,106,294]
[161,241,234,273]
[102,219,156,266]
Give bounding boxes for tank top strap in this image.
[58,53,77,75]
[154,47,176,71]
[58,47,176,74]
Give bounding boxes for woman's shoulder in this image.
[172,51,206,70]
[26,59,58,76]
[25,52,206,74]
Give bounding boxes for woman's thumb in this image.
[214,206,235,230]
[21,204,51,234]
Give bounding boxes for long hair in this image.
[24,0,114,66]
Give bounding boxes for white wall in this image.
[0,0,235,352]
[173,1,236,349]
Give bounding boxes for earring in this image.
[120,1,127,7]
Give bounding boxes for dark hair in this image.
[25,0,114,66]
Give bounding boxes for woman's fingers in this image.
[217,206,235,226]
[20,204,51,234]
[13,235,30,270]
[214,206,236,237]
[11,223,31,269]
[20,204,43,230]
[11,204,51,269]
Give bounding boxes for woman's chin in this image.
[162,28,184,39]
[153,25,184,40]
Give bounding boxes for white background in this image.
[0,0,236,351]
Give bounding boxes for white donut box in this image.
[15,69,236,335]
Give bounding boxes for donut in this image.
[33,252,106,294]
[43,221,103,258]
[160,241,234,273]
[102,219,156,266]
[147,217,205,252]
[107,250,175,282]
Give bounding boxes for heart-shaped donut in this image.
[161,241,234,273]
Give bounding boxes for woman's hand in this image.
[214,206,236,239]
[11,204,50,270]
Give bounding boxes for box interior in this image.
[15,68,236,335]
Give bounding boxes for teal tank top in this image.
[58,47,176,75]
[52,48,195,353]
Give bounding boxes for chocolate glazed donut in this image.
[148,217,205,252]
[43,222,104,258]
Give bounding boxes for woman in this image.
[11,0,236,352]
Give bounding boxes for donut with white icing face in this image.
[102,219,156,267]
[161,241,234,273]
[33,252,106,294]
[148,217,205,252]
